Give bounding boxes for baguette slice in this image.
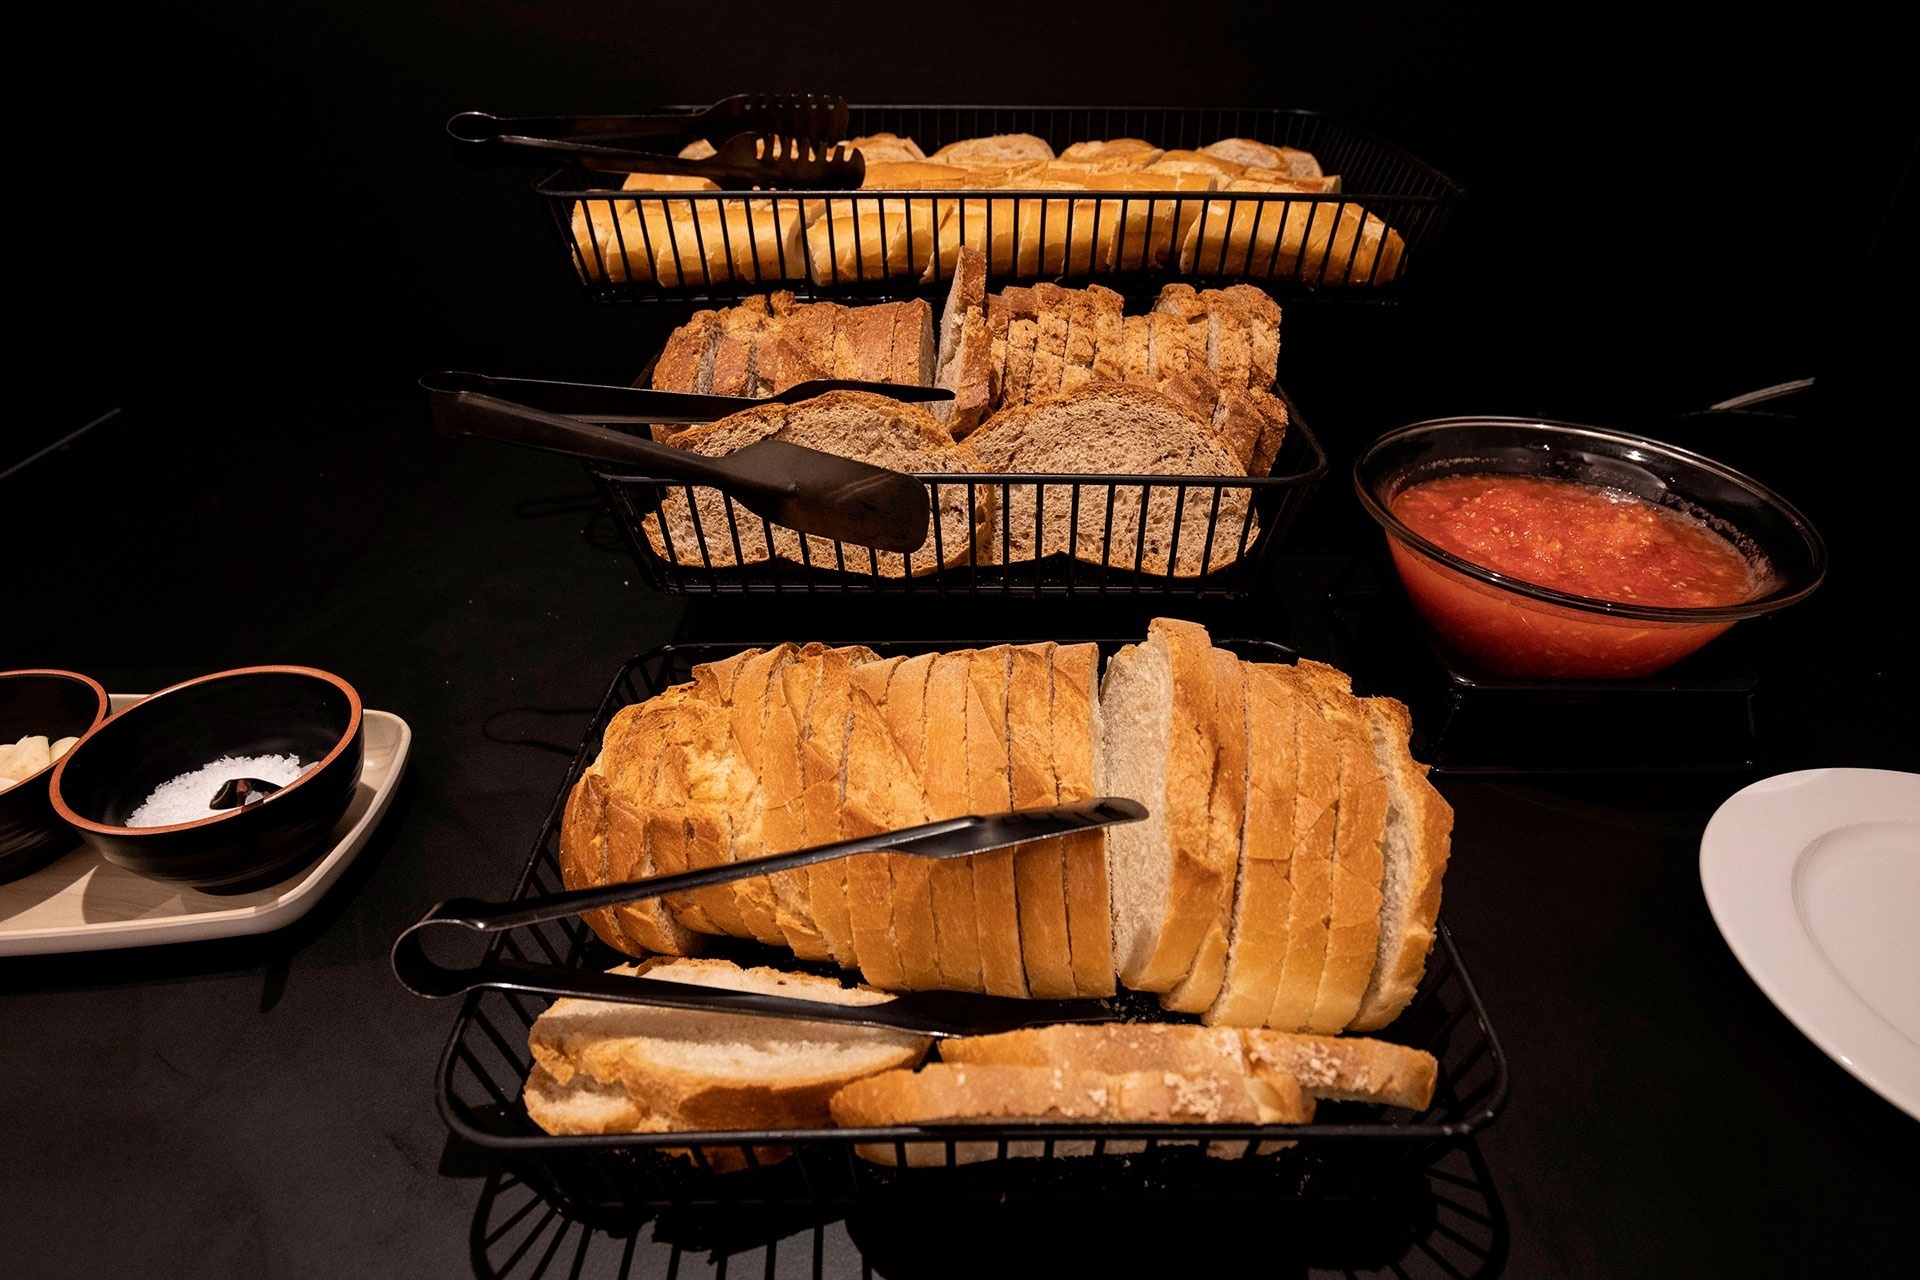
[1008,642,1075,999]
[528,958,931,1137]
[967,646,1029,999]
[1051,642,1116,997]
[1347,698,1454,1032]
[932,134,1056,165]
[1161,649,1249,1013]
[1100,618,1224,992]
[923,652,986,991]
[1204,662,1301,1027]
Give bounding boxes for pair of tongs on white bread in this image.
[422,372,951,554]
[447,95,863,188]
[391,798,1146,1038]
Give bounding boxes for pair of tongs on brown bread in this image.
[392,798,1146,1038]
[422,372,949,554]
[447,94,864,188]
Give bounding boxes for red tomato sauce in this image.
[1389,474,1756,609]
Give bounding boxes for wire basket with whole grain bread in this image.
[595,258,1327,596]
[538,104,1461,304]
[431,638,1507,1218]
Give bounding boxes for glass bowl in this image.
[1352,417,1828,680]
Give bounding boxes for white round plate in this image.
[1700,768,1920,1120]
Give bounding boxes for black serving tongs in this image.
[448,96,863,188]
[422,372,949,554]
[391,798,1146,1038]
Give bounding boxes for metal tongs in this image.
[391,798,1147,1038]
[422,372,949,554]
[448,95,863,188]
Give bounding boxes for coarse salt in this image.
[125,754,309,828]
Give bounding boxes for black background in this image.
[7,6,1919,1278]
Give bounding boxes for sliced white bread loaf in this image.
[963,384,1256,578]
[1052,642,1117,997]
[840,665,928,990]
[796,647,875,971]
[1204,662,1301,1027]
[704,645,799,945]
[1101,618,1226,992]
[1008,642,1075,999]
[923,652,986,992]
[854,653,945,991]
[1347,697,1454,1032]
[763,649,835,960]
[528,958,931,1137]
[1262,664,1343,1032]
[596,700,708,956]
[1161,649,1249,1013]
[966,646,1029,999]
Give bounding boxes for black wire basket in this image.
[433,641,1508,1220]
[541,105,1462,305]
[593,389,1325,598]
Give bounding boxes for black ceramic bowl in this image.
[0,669,111,881]
[51,666,364,891]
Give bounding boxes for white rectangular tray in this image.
[0,695,410,956]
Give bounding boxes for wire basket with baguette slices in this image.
[431,633,1506,1213]
[536,105,1460,303]
[593,257,1327,596]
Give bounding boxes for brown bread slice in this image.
[962,384,1256,577]
[1197,288,1255,391]
[941,307,996,441]
[1246,389,1290,478]
[717,645,801,944]
[885,297,937,386]
[1149,284,1209,381]
[799,646,879,971]
[922,652,985,991]
[1242,1029,1438,1111]
[1060,287,1098,394]
[1204,662,1301,1026]
[867,653,945,990]
[1208,388,1268,474]
[1008,642,1075,999]
[985,292,1012,412]
[1085,284,1127,383]
[1001,316,1040,409]
[1051,642,1116,996]
[1262,664,1345,1031]
[651,309,722,394]
[1348,697,1455,1032]
[1117,314,1154,385]
[1029,283,1072,403]
[764,651,833,960]
[1292,661,1389,1034]
[966,646,1029,998]
[1162,649,1249,1013]
[1100,618,1222,992]
[830,302,902,382]
[934,245,988,381]
[648,393,987,578]
[1208,284,1281,389]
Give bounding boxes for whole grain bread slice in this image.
[1007,642,1074,999]
[1085,284,1127,383]
[1051,642,1115,996]
[1347,697,1454,1032]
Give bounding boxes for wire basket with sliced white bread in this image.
[424,627,1506,1215]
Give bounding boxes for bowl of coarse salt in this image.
[50,666,364,891]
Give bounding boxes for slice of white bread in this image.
[708,645,801,945]
[764,649,834,960]
[962,384,1256,578]
[1263,664,1343,1032]
[853,653,945,991]
[1161,649,1249,1013]
[647,687,749,937]
[923,652,986,991]
[1291,661,1390,1035]
[1100,618,1224,992]
[647,392,988,578]
[1241,1029,1438,1111]
[1204,662,1300,1027]
[558,769,633,956]
[595,699,707,955]
[1008,642,1075,999]
[967,646,1030,999]
[527,958,931,1136]
[841,665,926,990]
[1348,698,1455,1031]
[1052,642,1116,997]
[797,646,874,971]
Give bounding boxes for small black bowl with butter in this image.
[51,666,364,892]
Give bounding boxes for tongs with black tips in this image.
[450,104,863,188]
[391,798,1147,1038]
[422,372,949,554]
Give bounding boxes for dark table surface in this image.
[3,386,1916,1279]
